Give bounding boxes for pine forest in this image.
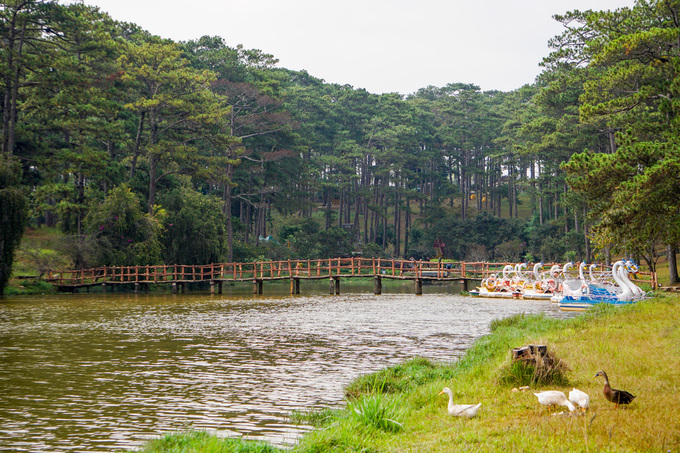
[1,0,680,295]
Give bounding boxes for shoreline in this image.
[134,293,680,452]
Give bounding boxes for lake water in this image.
[0,280,572,451]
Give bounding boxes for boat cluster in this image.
[471,260,649,310]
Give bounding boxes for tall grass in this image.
[347,394,406,433]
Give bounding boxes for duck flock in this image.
[471,260,651,310]
[439,369,636,418]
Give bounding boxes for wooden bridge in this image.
[44,258,495,295]
[43,258,658,296]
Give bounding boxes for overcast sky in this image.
[74,0,635,95]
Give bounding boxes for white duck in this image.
[534,390,575,413]
[568,388,590,412]
[438,387,482,418]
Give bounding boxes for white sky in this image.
[74,0,635,95]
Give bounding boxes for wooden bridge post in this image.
[210,281,215,295]
[290,277,300,295]
[329,277,340,295]
[415,278,422,295]
[172,282,177,294]
[253,279,263,295]
[134,283,140,294]
[374,276,382,295]
[218,281,223,294]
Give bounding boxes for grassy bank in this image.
[132,294,680,452]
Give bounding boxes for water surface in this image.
[0,282,571,451]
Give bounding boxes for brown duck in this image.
[595,370,636,408]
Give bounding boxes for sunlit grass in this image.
[288,407,340,427]
[134,430,281,453]
[347,393,406,433]
[133,294,680,452]
[295,294,680,452]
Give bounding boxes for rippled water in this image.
[0,282,572,451]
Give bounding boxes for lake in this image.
[0,280,573,451]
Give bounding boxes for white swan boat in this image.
[556,260,648,311]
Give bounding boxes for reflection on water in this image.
[0,281,573,451]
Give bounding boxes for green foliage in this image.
[3,280,55,296]
[494,238,526,262]
[276,216,322,259]
[161,186,227,265]
[557,2,680,274]
[82,184,165,266]
[16,247,72,277]
[421,212,527,261]
[5,0,678,278]
[0,156,28,295]
[316,227,353,259]
[359,242,385,259]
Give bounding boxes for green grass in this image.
[133,294,680,452]
[347,393,406,433]
[3,279,56,295]
[134,431,281,453]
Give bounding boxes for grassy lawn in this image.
[134,294,680,452]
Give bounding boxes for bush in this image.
[161,187,227,265]
[82,184,165,267]
[494,239,525,262]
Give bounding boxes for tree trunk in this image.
[148,155,158,213]
[129,112,145,180]
[668,245,679,285]
[584,206,591,262]
[539,181,544,225]
[224,162,234,262]
[404,197,410,257]
[608,129,617,153]
[2,13,26,156]
[394,183,401,257]
[508,166,513,218]
[338,188,344,228]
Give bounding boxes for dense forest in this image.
[1,0,679,295]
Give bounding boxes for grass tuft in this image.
[135,430,281,453]
[288,407,341,427]
[347,393,406,433]
[344,356,455,398]
[497,348,570,387]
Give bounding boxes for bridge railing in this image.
[43,259,658,288]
